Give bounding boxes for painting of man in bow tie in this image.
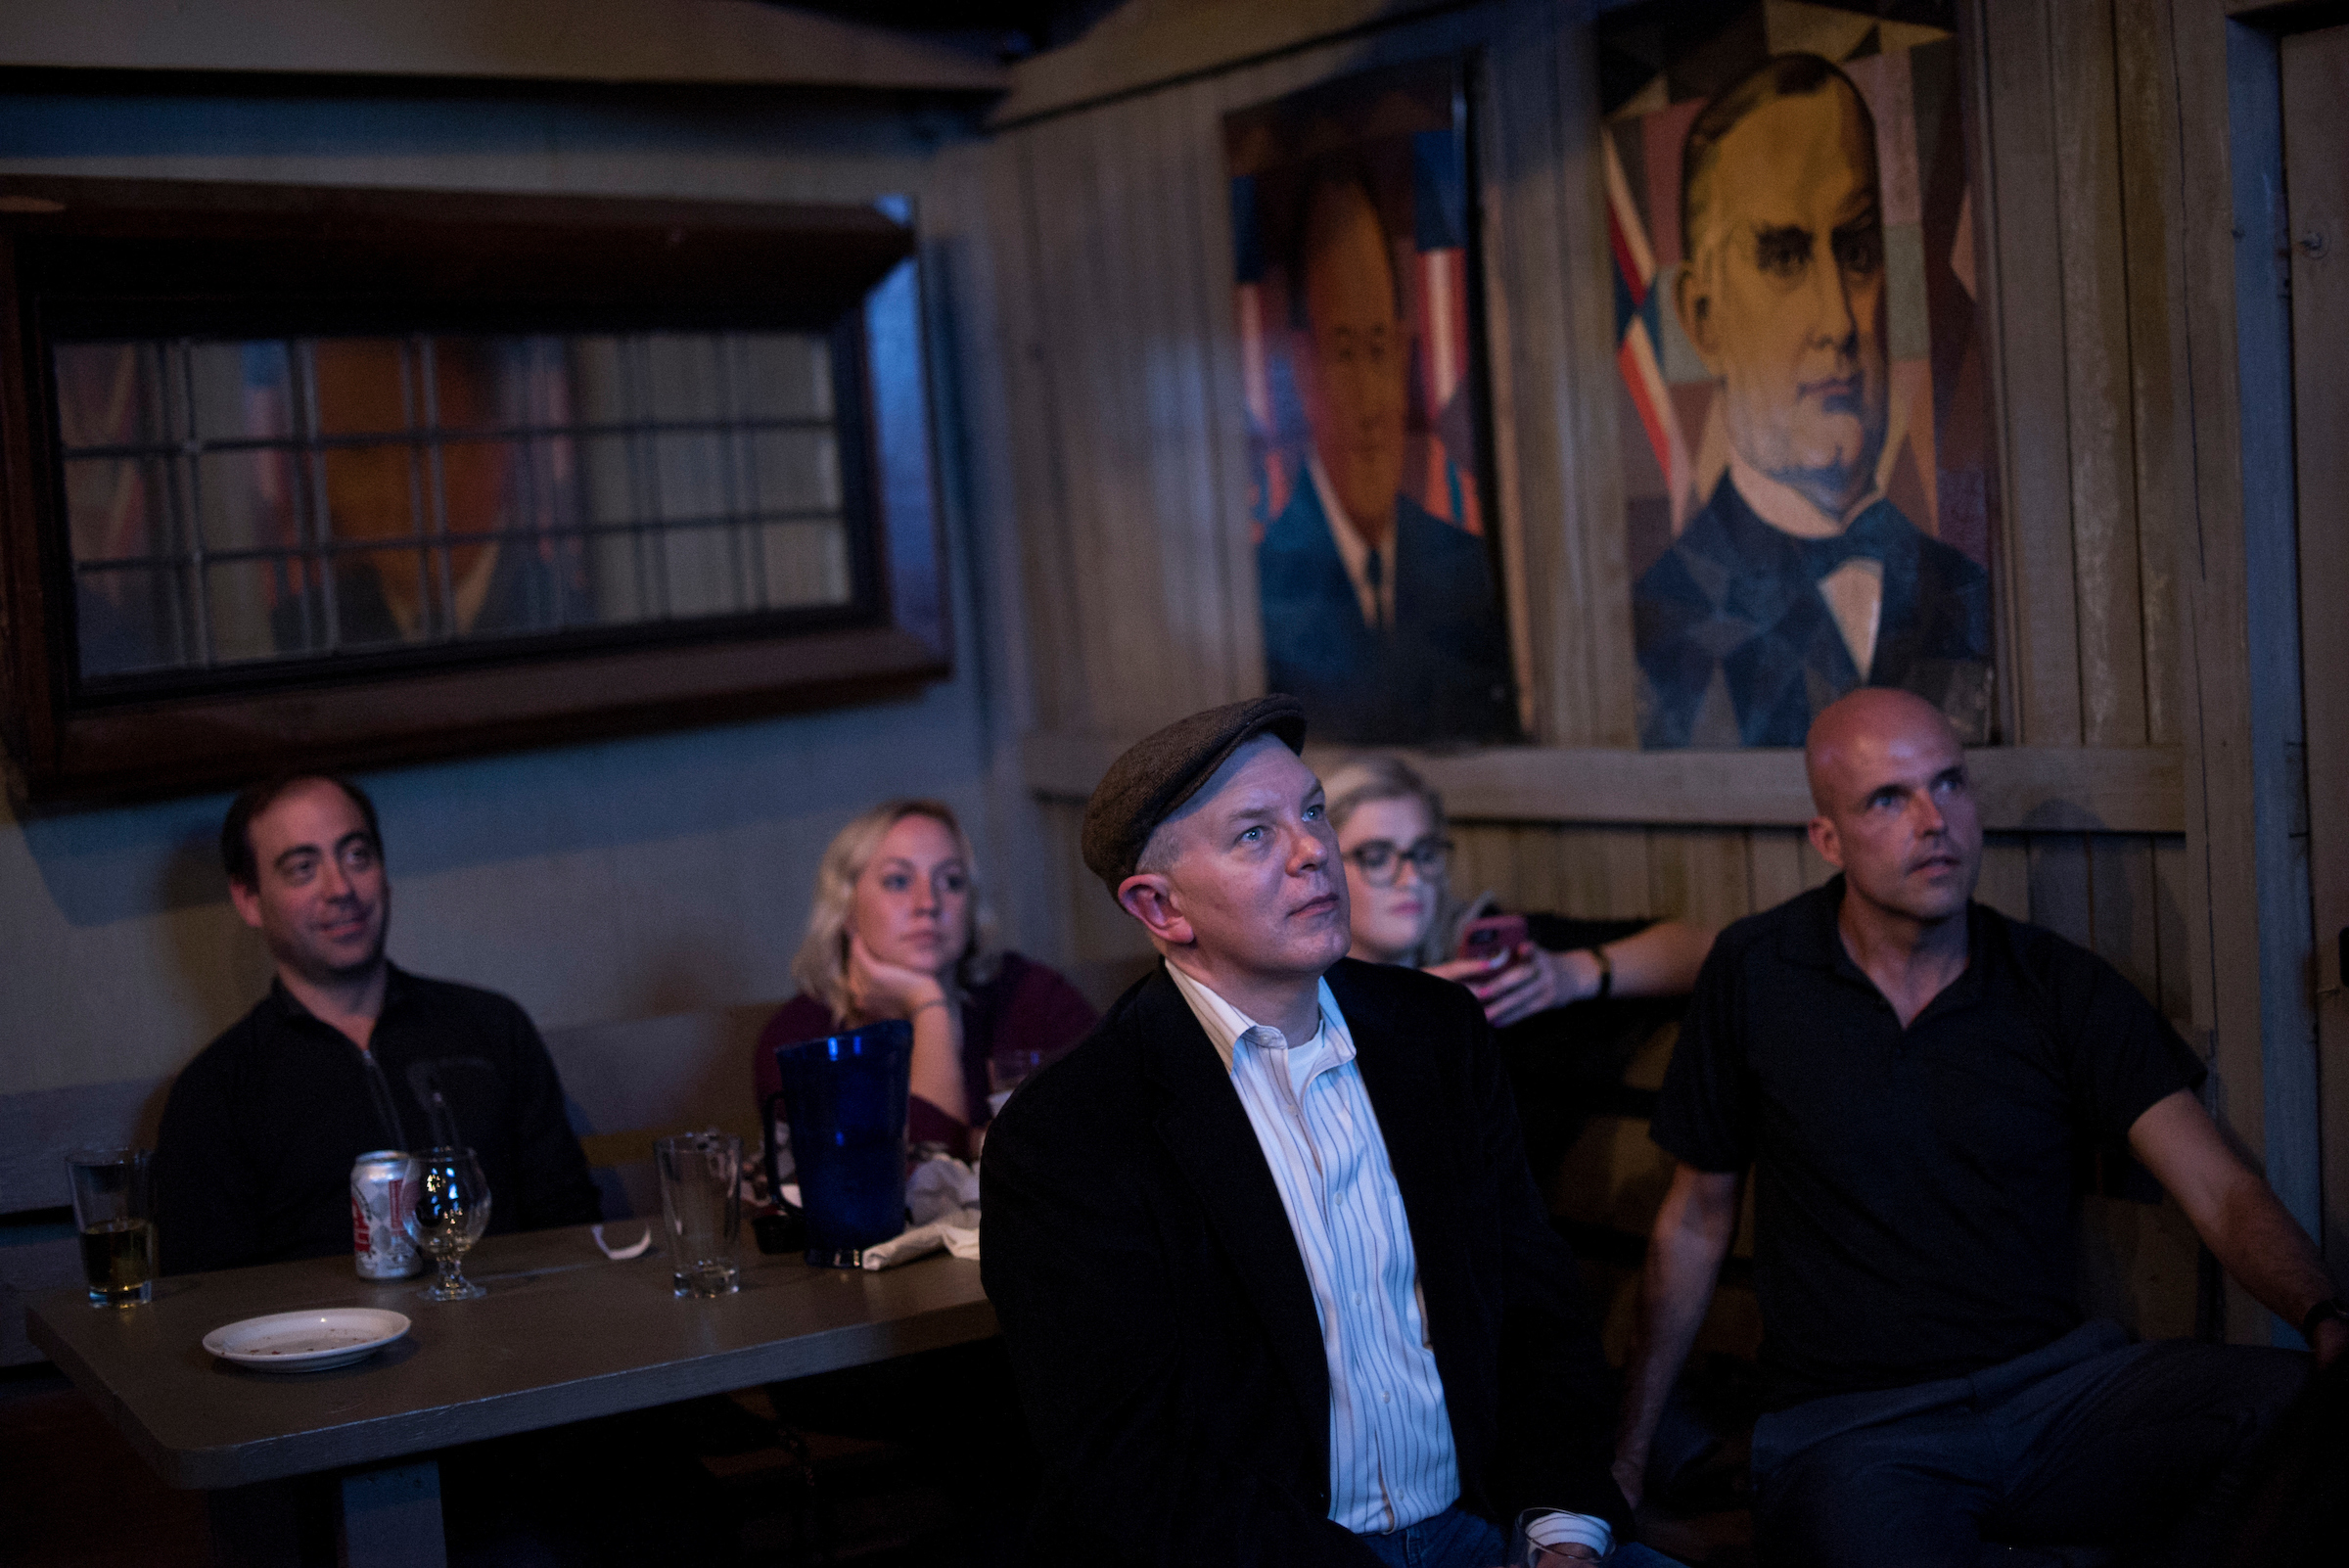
[1614,7,1996,748]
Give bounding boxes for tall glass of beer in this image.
[67,1148,157,1308]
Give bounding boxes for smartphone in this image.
[1456,914,1529,962]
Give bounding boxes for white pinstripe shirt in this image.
[1165,961,1458,1535]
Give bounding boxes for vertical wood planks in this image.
[1480,6,1587,745]
[923,140,1068,959]
[2026,834,2094,946]
[1548,5,1640,746]
[2047,0,2148,747]
[1978,832,2033,924]
[1745,828,1814,916]
[987,136,1088,734]
[1135,80,1241,715]
[1448,823,1520,913]
[2109,0,2190,748]
[1979,0,2084,744]
[1184,72,1268,706]
[2150,835,2193,1029]
[2088,835,2160,1004]
[1470,45,1543,744]
[1577,825,1659,919]
[1648,828,1753,932]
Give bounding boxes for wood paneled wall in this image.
[935,0,2262,1340]
[1981,0,2189,750]
[952,0,2205,988]
[956,0,2196,759]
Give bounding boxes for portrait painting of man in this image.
[1604,3,1997,748]
[1225,62,1518,745]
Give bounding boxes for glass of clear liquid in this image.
[403,1146,493,1302]
[656,1131,742,1298]
[67,1148,156,1308]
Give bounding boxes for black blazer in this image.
[980,958,1623,1566]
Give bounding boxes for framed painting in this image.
[0,177,947,802]
[1224,58,1518,745]
[1600,2,2000,749]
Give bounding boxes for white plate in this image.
[203,1308,411,1372]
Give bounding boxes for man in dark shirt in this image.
[1613,689,2344,1565]
[155,774,599,1274]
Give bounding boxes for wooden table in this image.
[24,1223,997,1566]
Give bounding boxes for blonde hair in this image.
[791,799,1001,1021]
[1322,756,1472,968]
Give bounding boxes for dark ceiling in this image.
[767,0,1124,60]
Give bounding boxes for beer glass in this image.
[403,1146,492,1302]
[655,1131,742,1298]
[67,1148,156,1308]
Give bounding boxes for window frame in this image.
[0,176,950,802]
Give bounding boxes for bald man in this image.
[1634,54,1991,749]
[1614,689,2341,1565]
[1256,163,1514,743]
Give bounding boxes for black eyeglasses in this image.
[1342,837,1452,886]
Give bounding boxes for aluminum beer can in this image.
[350,1150,422,1279]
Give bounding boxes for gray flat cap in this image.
[1081,695,1309,898]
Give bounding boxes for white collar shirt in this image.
[1162,959,1458,1536]
[1727,452,1888,678]
[1308,454,1398,633]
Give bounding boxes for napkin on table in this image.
[859,1206,980,1269]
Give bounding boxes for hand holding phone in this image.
[1456,914,1529,963]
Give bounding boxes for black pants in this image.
[1751,1320,2308,1568]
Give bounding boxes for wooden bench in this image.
[540,1002,774,1222]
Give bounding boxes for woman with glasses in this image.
[1324,756,1713,1028]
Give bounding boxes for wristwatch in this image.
[1581,945,1614,1002]
[2301,1298,2348,1343]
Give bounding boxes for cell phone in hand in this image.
[1456,913,1529,962]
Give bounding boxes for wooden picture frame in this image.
[0,177,949,803]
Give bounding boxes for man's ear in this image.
[227,878,265,931]
[1117,873,1193,947]
[1806,815,1845,872]
[1672,258,1720,374]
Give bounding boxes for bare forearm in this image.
[2129,1090,2340,1343]
[1599,921,1716,999]
[2205,1175,2339,1334]
[1614,1170,1739,1505]
[1617,1225,1728,1464]
[906,1002,970,1137]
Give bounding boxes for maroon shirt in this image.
[753,951,1099,1147]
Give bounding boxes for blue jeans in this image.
[1356,1504,1503,1568]
[1355,1503,1685,1568]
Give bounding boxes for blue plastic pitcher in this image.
[765,1021,912,1268]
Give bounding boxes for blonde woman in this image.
[755,800,1095,1158]
[1323,756,1714,1025]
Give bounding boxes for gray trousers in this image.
[1750,1320,2307,1568]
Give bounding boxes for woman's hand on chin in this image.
[847,933,948,1022]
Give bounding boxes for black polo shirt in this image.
[154,965,601,1275]
[1651,879,2203,1409]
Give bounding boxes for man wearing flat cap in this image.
[982,697,1664,1568]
